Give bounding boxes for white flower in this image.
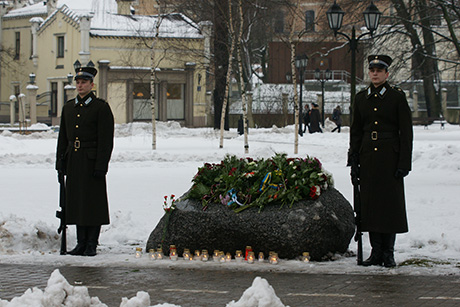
[314,185,321,196]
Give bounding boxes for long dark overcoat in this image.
[309,109,322,133]
[56,92,114,226]
[350,82,413,233]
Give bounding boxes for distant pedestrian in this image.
[309,103,322,133]
[303,104,310,133]
[331,105,342,133]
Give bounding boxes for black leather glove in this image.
[57,171,65,184]
[394,169,409,178]
[93,170,107,178]
[351,166,360,186]
[56,155,66,174]
[348,152,360,186]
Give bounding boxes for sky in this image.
[0,120,460,306]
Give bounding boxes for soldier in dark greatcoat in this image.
[348,55,413,267]
[56,66,114,256]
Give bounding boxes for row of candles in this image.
[135,245,311,264]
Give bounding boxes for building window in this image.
[14,32,20,60]
[133,83,154,120]
[274,11,284,34]
[167,84,184,120]
[57,36,65,58]
[30,32,33,58]
[50,82,58,117]
[305,10,315,32]
[14,85,20,114]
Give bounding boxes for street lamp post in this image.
[314,68,331,127]
[29,73,36,84]
[295,54,308,136]
[326,1,381,122]
[73,60,81,71]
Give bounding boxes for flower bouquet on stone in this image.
[161,194,177,243]
[187,153,334,213]
[163,194,177,213]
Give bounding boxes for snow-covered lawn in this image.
[1,120,459,306]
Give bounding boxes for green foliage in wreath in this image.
[187,153,334,213]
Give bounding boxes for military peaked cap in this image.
[75,66,98,81]
[368,55,393,69]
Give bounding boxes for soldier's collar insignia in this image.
[75,96,93,106]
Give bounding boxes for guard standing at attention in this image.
[348,55,413,267]
[56,65,114,256]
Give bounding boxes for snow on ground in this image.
[1,120,460,306]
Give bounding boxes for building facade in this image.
[0,0,211,127]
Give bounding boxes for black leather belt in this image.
[69,140,97,149]
[365,131,399,141]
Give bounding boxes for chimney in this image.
[116,0,134,15]
[46,0,57,16]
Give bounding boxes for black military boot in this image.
[84,226,101,257]
[68,225,87,256]
[382,233,397,268]
[362,232,383,266]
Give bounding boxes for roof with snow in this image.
[4,0,204,39]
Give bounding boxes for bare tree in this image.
[149,1,163,149]
[237,0,249,153]
[285,0,302,154]
[219,0,236,148]
[376,0,452,117]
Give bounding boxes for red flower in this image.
[228,167,237,176]
[309,186,319,199]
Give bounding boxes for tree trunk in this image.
[291,42,299,155]
[237,0,249,154]
[219,0,236,148]
[391,0,441,117]
[213,0,230,130]
[439,2,460,58]
[150,0,162,150]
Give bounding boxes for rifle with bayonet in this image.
[349,152,363,265]
[56,171,67,255]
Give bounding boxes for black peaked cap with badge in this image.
[75,66,98,81]
[368,55,393,69]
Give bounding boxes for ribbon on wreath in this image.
[221,188,244,207]
[259,172,283,192]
